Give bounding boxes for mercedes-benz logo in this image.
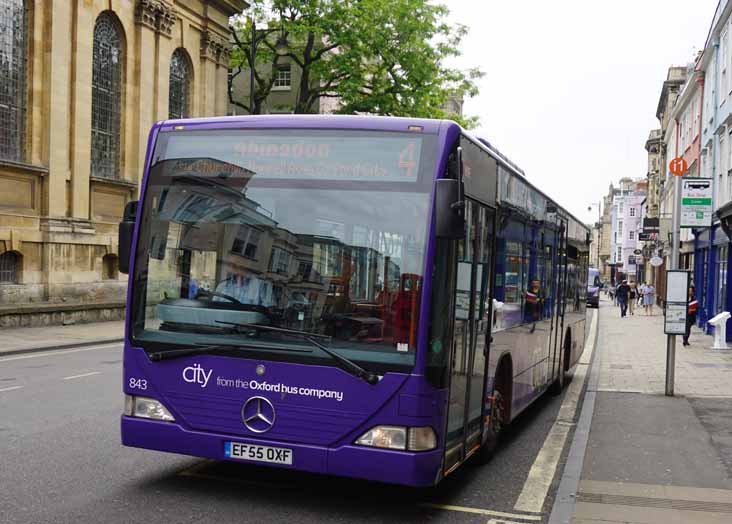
[241,396,276,433]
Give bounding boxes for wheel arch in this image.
[563,327,573,372]
[493,352,513,423]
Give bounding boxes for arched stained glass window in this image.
[169,48,191,120]
[0,0,28,162]
[91,12,122,179]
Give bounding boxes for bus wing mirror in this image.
[118,200,138,275]
[435,179,465,239]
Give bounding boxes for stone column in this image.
[216,46,232,116]
[200,30,226,116]
[45,0,74,219]
[134,0,161,188]
[69,3,95,221]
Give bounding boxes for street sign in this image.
[664,270,690,335]
[680,177,713,228]
[638,232,654,241]
[650,256,663,267]
[669,157,688,176]
[642,217,660,233]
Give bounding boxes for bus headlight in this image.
[355,425,436,451]
[124,394,175,422]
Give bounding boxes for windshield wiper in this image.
[148,341,310,362]
[216,321,380,385]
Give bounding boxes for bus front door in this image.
[444,203,495,474]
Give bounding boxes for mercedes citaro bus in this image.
[118,115,589,487]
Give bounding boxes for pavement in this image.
[0,319,125,356]
[552,297,732,524]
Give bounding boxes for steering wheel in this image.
[195,288,245,306]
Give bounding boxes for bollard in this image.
[707,312,731,350]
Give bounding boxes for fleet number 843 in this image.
[129,377,148,390]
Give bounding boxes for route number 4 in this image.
[398,142,417,178]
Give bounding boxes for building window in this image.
[629,230,635,240]
[616,247,622,262]
[0,0,28,163]
[231,226,260,259]
[619,202,623,214]
[269,247,292,274]
[273,65,291,89]
[169,48,191,120]
[618,221,623,235]
[722,29,729,98]
[102,254,118,280]
[629,207,636,217]
[91,12,123,179]
[0,251,20,283]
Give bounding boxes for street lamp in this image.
[588,202,602,273]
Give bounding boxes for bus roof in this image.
[158,114,450,135]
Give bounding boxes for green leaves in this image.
[229,0,482,127]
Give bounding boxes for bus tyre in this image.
[474,390,504,465]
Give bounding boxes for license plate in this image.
[224,441,293,465]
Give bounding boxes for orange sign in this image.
[669,157,688,176]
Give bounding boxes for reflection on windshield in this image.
[132,130,436,372]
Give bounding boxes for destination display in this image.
[159,133,424,183]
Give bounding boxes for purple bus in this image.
[118,115,589,487]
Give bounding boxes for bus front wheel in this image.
[473,389,504,465]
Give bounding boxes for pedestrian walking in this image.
[616,280,630,317]
[643,282,655,316]
[524,278,544,333]
[683,285,698,346]
[628,282,637,315]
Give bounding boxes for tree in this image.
[229,0,483,127]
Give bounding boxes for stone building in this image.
[644,129,663,219]
[0,0,246,326]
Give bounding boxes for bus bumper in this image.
[121,416,443,487]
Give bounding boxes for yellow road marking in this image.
[421,503,542,521]
[514,309,598,513]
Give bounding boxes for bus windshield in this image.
[130,128,438,374]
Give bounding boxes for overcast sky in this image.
[445,0,718,224]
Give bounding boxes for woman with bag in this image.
[643,283,655,316]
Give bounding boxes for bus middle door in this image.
[444,202,494,474]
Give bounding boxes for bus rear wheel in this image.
[473,390,504,465]
[549,332,571,395]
